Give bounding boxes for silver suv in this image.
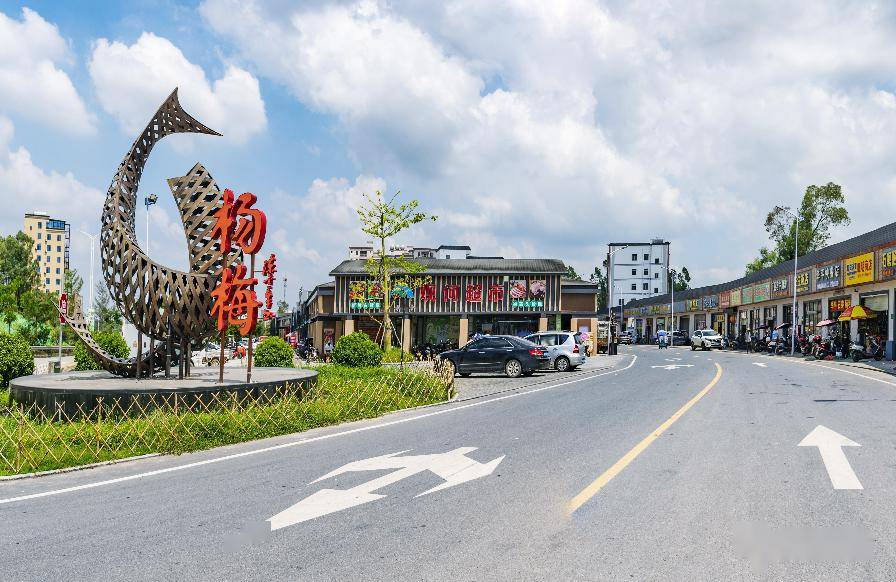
[691,329,722,350]
[525,331,587,371]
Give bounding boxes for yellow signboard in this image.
[844,252,874,286]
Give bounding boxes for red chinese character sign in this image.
[210,188,269,383]
[488,284,505,302]
[465,284,483,303]
[443,284,460,303]
[419,284,437,302]
[262,253,277,320]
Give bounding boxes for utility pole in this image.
[79,230,98,329]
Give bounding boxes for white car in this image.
[191,343,228,367]
[691,330,722,350]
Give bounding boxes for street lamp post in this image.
[79,230,98,329]
[144,194,157,255]
[776,206,800,356]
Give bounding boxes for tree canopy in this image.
[747,182,849,274]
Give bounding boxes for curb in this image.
[0,453,161,481]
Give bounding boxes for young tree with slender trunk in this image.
[356,191,436,351]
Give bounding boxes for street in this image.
[3,346,896,581]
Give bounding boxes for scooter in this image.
[851,337,884,362]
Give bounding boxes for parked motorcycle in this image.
[850,336,884,362]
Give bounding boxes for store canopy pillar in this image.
[538,316,548,332]
[458,316,469,346]
[344,316,354,335]
[402,316,412,352]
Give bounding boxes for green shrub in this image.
[254,336,294,367]
[332,332,383,367]
[382,346,412,363]
[0,333,34,387]
[74,331,129,371]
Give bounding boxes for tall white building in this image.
[607,239,670,309]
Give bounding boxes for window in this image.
[642,283,649,290]
[643,253,649,260]
[55,278,60,286]
[631,253,637,261]
[654,287,659,293]
[446,254,451,259]
[631,268,637,275]
[57,257,60,263]
[643,268,648,275]
[57,235,62,241]
[654,258,660,264]
[36,244,41,250]
[57,245,61,252]
[631,283,637,290]
[37,233,41,239]
[465,339,486,350]
[37,222,42,229]
[56,268,60,274]
[36,255,40,262]
[540,334,558,346]
[654,273,659,278]
[483,337,511,348]
[45,266,50,273]
[45,278,50,285]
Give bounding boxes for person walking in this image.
[745,328,753,353]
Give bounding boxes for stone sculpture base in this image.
[9,367,318,418]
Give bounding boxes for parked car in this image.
[691,329,723,350]
[192,343,227,367]
[670,330,689,346]
[617,331,634,345]
[439,335,549,378]
[525,331,587,371]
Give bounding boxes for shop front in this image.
[859,292,889,345]
[803,299,822,335]
[828,296,852,339]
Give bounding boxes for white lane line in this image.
[728,350,896,387]
[0,356,639,506]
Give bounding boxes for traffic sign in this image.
[59,292,67,323]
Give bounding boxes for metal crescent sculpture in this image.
[61,88,240,377]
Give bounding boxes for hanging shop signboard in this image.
[844,252,874,286]
[719,291,730,309]
[702,295,719,310]
[729,288,742,307]
[752,282,771,303]
[795,270,811,294]
[879,246,896,281]
[741,286,754,305]
[829,296,852,313]
[685,298,701,312]
[771,276,790,298]
[815,263,841,290]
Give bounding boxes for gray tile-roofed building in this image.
[330,258,567,275]
[436,245,472,250]
[626,220,896,308]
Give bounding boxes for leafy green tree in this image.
[357,191,436,350]
[253,336,294,367]
[589,266,608,309]
[669,266,691,292]
[94,282,122,333]
[565,265,581,280]
[64,268,83,300]
[276,299,290,315]
[332,332,383,367]
[0,232,40,330]
[747,182,850,273]
[73,331,129,371]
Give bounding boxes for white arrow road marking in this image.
[664,358,683,362]
[798,425,863,490]
[752,362,768,367]
[651,364,695,370]
[268,447,504,530]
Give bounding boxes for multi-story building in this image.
[23,211,70,295]
[607,239,670,310]
[349,244,471,260]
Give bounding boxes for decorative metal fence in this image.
[0,364,454,476]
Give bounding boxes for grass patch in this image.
[0,365,451,476]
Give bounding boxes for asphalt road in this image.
[4,346,896,581]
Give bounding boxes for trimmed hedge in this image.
[332,332,383,367]
[254,336,294,367]
[382,346,412,363]
[0,333,34,387]
[74,331,129,371]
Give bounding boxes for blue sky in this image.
[2,1,896,310]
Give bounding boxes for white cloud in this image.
[0,115,104,292]
[0,8,95,135]
[88,32,266,144]
[202,0,896,288]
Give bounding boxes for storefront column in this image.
[458,316,469,346]
[538,316,548,332]
[312,321,323,350]
[344,317,354,335]
[401,316,411,352]
[851,290,861,340]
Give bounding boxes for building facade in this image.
[300,258,601,352]
[622,222,896,358]
[23,211,70,295]
[348,243,471,260]
[608,239,670,309]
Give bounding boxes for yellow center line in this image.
[566,362,724,515]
